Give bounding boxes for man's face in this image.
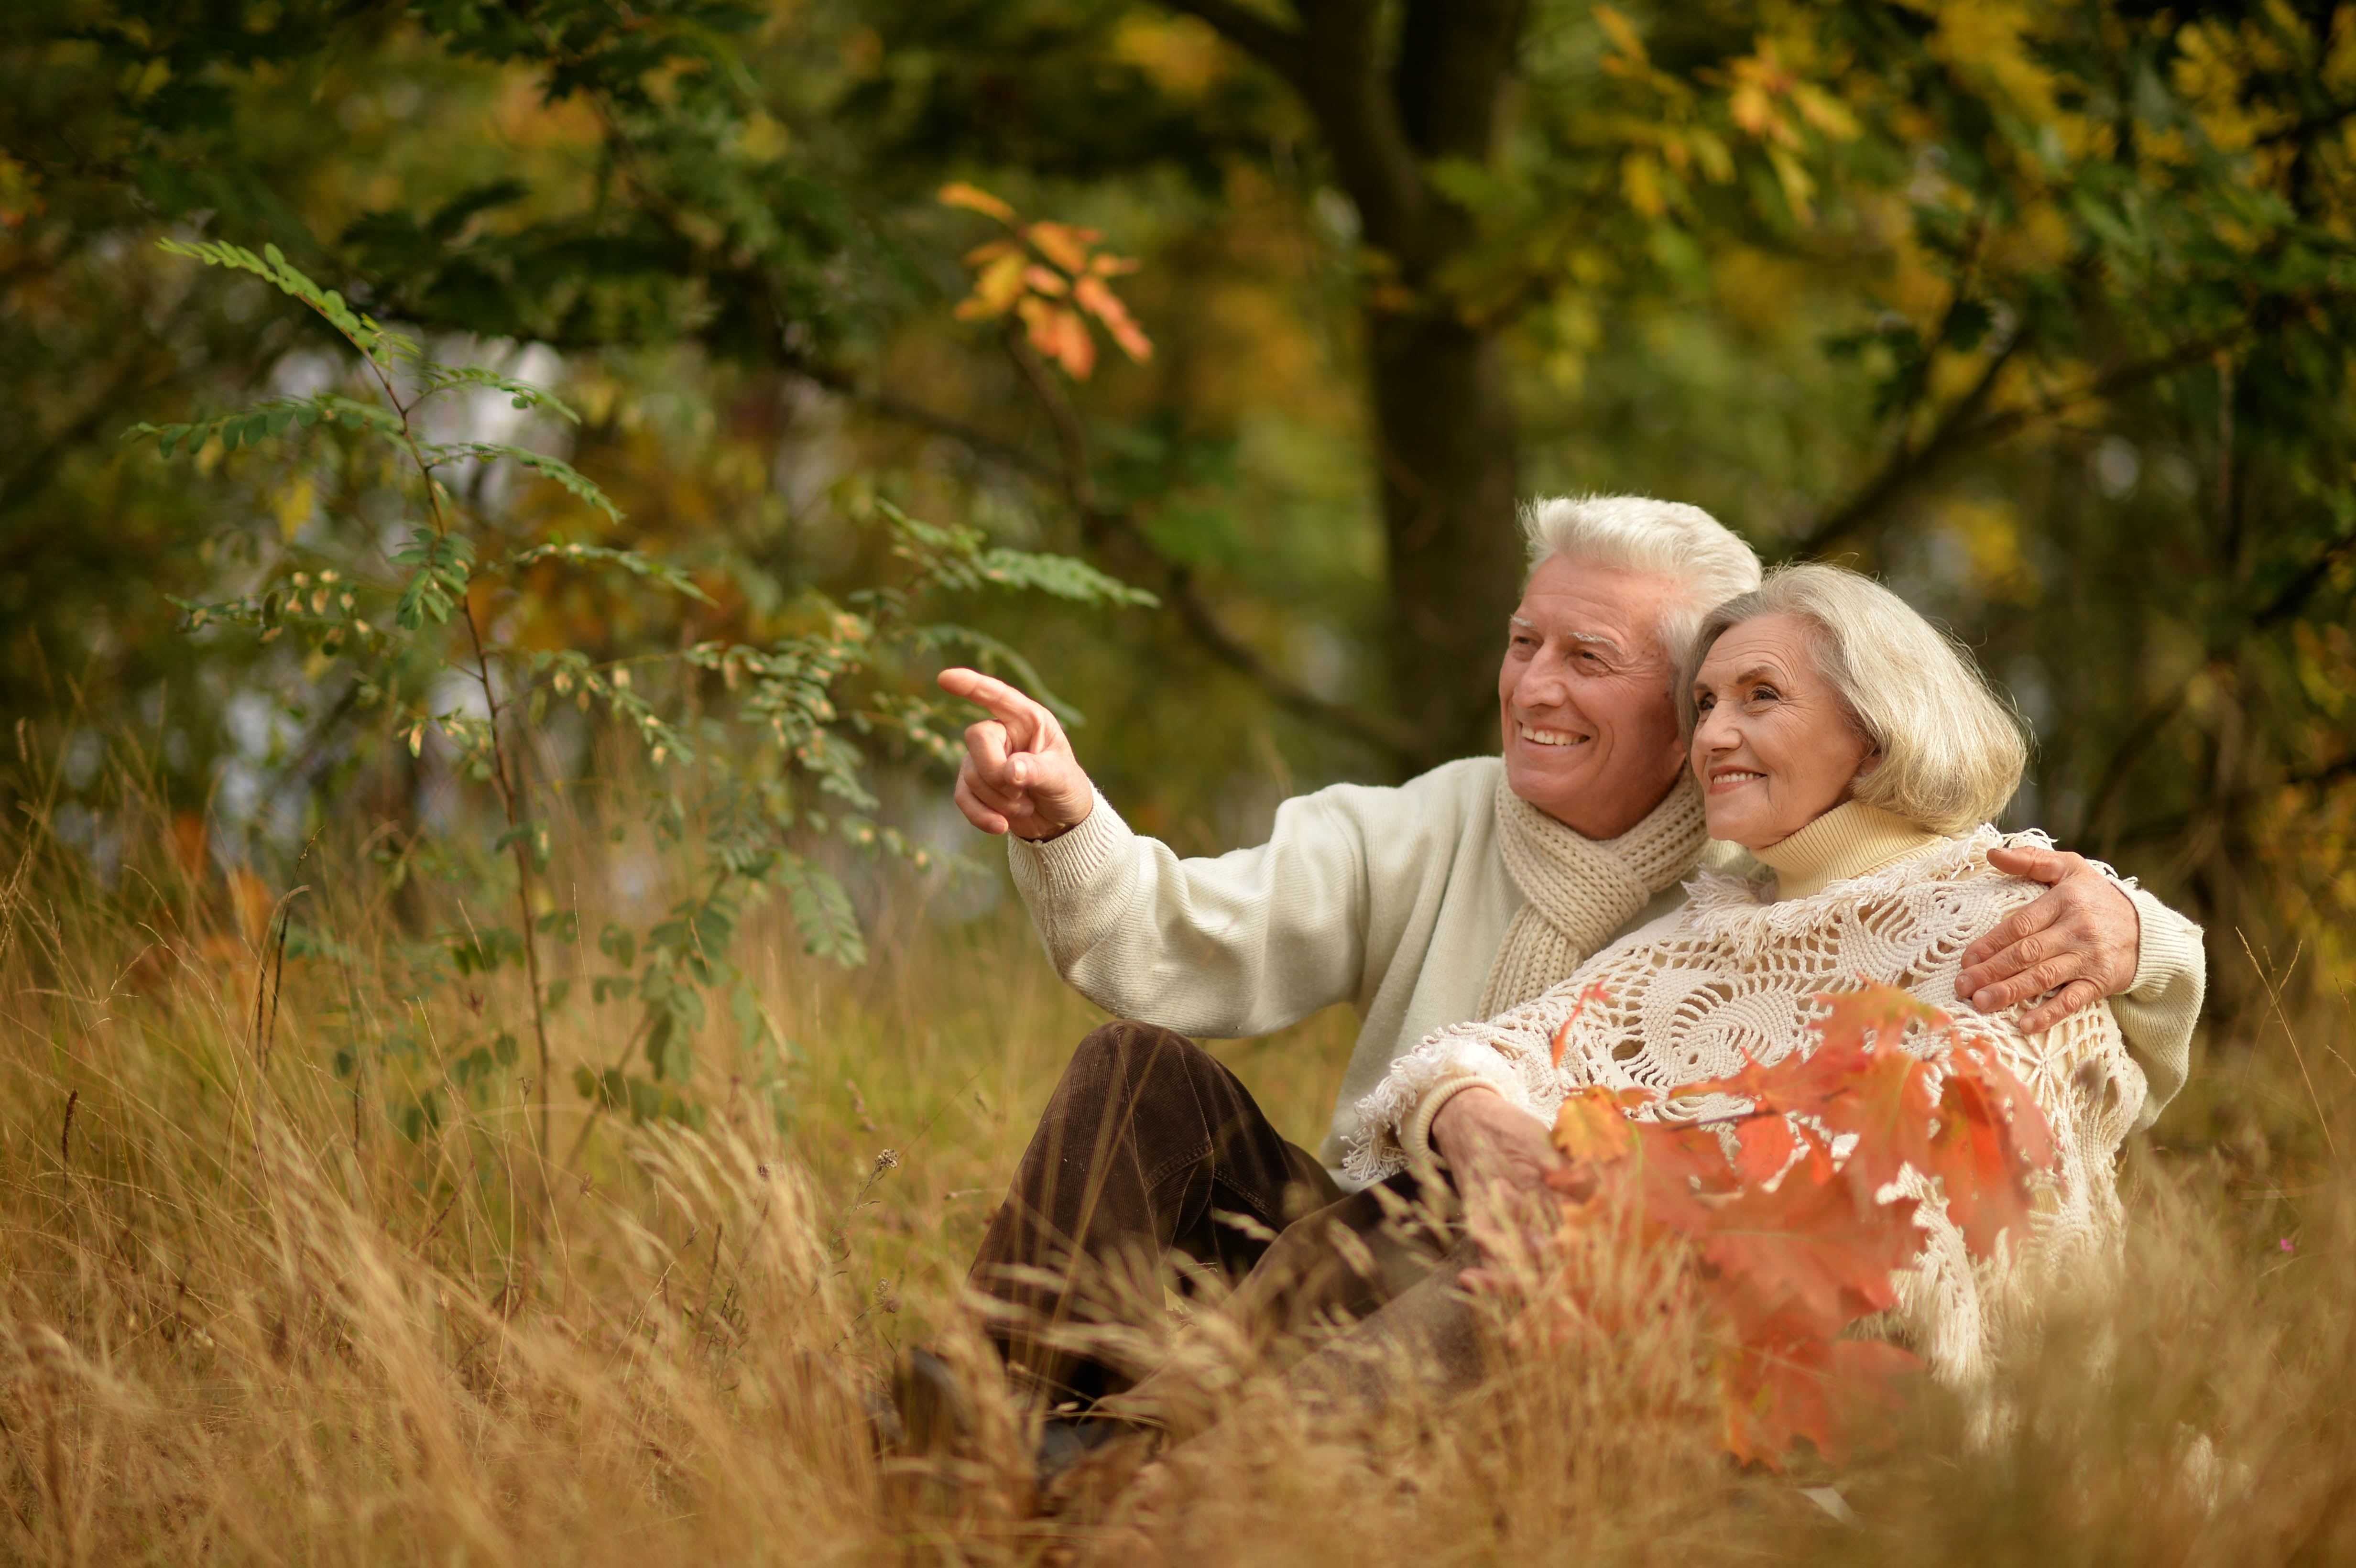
[1497,553,1691,839]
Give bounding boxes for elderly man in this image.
[932,495,2206,1423]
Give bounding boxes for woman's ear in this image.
[1854,749,1884,778]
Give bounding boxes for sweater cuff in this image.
[1006,789,1127,894]
[2116,885,2205,1128]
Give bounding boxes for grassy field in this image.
[1,779,2353,1566]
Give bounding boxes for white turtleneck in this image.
[1752,800,1947,901]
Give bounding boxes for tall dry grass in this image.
[1,764,2354,1565]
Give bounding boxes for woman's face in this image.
[1689,612,1876,851]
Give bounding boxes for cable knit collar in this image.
[1749,800,1947,901]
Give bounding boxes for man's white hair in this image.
[1520,494,1764,669]
[1679,562,2028,835]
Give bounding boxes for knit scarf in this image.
[1476,769,1711,1016]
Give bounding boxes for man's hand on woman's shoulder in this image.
[1959,845,2142,1033]
[938,667,1097,842]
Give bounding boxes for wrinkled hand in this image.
[1958,845,2142,1033]
[1430,1087,1589,1284]
[937,667,1097,842]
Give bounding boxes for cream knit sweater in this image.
[1007,758,2206,1175]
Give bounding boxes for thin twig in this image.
[57,1089,76,1170]
[2239,932,2337,1158]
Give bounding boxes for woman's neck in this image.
[1751,800,1945,900]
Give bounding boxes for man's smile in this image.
[1517,723,1590,749]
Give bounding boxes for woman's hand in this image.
[1430,1087,1583,1278]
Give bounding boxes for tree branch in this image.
[1792,329,2243,558]
[1791,326,2023,558]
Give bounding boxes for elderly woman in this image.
[1349,563,2159,1386]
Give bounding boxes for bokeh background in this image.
[5,6,2356,1558]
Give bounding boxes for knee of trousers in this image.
[1059,1020,1210,1111]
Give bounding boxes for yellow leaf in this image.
[956,250,1027,320]
[1621,150,1666,218]
[273,473,316,542]
[1593,4,1647,67]
[939,182,1017,223]
[1022,263,1069,297]
[1554,1088,1636,1164]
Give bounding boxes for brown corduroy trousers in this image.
[965,1020,1478,1412]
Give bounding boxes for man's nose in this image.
[1514,650,1572,708]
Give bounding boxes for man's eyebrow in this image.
[1508,615,1628,656]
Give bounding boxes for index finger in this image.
[936,667,1052,746]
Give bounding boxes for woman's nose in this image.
[1692,703,1736,751]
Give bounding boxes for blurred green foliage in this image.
[5,0,2356,1036]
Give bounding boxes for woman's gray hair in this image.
[1680,562,2028,835]
[1521,495,1763,670]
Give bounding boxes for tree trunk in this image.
[1171,0,1530,773]
[1368,310,1521,771]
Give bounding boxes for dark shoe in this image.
[1035,1416,1160,1521]
[1037,1415,1131,1481]
[890,1346,978,1460]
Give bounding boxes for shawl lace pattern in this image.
[1355,827,2147,1387]
[1477,770,1710,1017]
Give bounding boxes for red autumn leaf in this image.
[1073,275,1154,363]
[1815,983,1946,1049]
[1816,1045,1942,1207]
[1694,1157,1922,1342]
[1628,1122,1742,1233]
[1730,1113,1799,1187]
[1722,1334,1921,1466]
[1548,982,1612,1067]
[1925,1041,2055,1257]
[1018,298,1097,379]
[1024,220,1101,273]
[1951,1035,2056,1173]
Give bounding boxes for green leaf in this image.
[974,547,1158,606]
[425,442,622,521]
[158,237,412,365]
[779,855,866,968]
[499,539,713,603]
[419,364,583,423]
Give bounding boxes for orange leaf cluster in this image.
[940,182,1153,380]
[1541,981,2056,1466]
